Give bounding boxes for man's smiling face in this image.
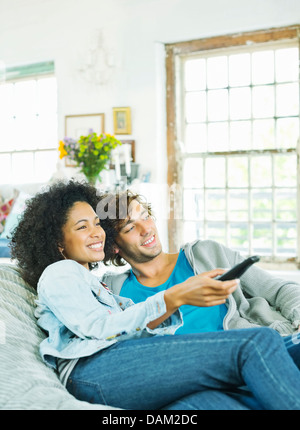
[114,199,162,264]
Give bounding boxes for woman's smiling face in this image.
[60,201,105,269]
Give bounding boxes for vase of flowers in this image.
[59,129,122,185]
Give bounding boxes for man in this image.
[99,190,300,338]
[98,190,300,408]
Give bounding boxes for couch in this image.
[0,262,117,410]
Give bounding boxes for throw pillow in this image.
[0,198,15,234]
[0,191,31,239]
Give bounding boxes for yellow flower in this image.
[58,141,68,159]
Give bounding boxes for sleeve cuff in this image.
[144,291,184,335]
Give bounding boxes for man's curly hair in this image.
[10,180,100,289]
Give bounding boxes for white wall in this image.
[1,0,300,182]
[1,0,300,248]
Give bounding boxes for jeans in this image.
[67,328,300,410]
[230,333,300,410]
[285,333,300,368]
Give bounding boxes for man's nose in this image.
[138,221,151,236]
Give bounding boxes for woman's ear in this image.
[58,244,66,259]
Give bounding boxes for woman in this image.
[10,180,300,410]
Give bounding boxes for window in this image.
[0,61,58,184]
[166,26,300,266]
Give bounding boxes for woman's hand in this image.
[165,269,239,310]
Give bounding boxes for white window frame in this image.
[0,62,58,185]
[165,25,300,268]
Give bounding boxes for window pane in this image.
[274,154,297,187]
[229,191,249,221]
[276,83,299,116]
[207,222,226,243]
[230,121,251,151]
[207,122,228,152]
[14,80,37,117]
[276,117,299,149]
[276,223,297,256]
[185,123,207,153]
[206,190,226,221]
[0,154,11,183]
[251,157,272,187]
[275,189,297,221]
[183,189,204,220]
[275,48,298,83]
[229,53,251,87]
[228,157,248,188]
[37,77,57,115]
[252,50,274,84]
[0,117,15,151]
[183,158,204,187]
[252,86,275,118]
[207,89,228,121]
[185,59,206,91]
[253,223,272,255]
[11,152,34,183]
[205,157,226,187]
[207,56,228,89]
[37,114,58,149]
[183,221,203,242]
[229,222,249,253]
[0,83,14,117]
[14,115,39,150]
[252,119,275,150]
[185,92,206,122]
[229,87,251,120]
[252,189,272,220]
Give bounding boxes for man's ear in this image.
[113,245,120,254]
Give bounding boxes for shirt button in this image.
[136,327,141,331]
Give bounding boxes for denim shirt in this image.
[35,260,183,369]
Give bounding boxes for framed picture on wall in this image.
[65,113,105,138]
[113,107,131,134]
[64,113,105,167]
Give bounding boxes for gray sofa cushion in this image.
[0,263,117,410]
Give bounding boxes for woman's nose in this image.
[91,225,105,239]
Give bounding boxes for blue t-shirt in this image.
[121,250,227,334]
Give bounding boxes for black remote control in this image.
[216,256,260,281]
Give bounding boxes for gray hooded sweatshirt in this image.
[102,240,300,335]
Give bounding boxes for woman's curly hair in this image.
[10,180,100,289]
